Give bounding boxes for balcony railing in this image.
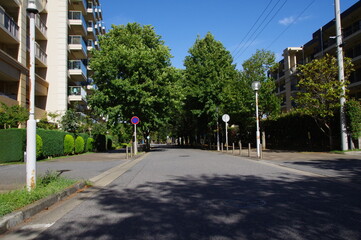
[87,39,95,49]
[0,7,19,40]
[69,86,86,98]
[68,35,87,50]
[68,60,87,74]
[68,11,87,32]
[35,42,47,65]
[35,14,47,37]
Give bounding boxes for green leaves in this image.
[182,33,238,136]
[0,102,28,129]
[345,99,361,139]
[88,23,179,139]
[295,54,354,118]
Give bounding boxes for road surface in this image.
[2,146,361,240]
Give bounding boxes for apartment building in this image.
[272,1,361,112]
[0,0,105,120]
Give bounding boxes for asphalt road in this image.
[3,146,361,240]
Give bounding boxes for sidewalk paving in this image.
[0,149,131,192]
[230,148,361,185]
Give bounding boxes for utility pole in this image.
[26,0,40,191]
[334,0,348,151]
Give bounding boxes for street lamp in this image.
[252,81,261,158]
[26,0,45,191]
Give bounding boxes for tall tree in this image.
[294,53,354,149]
[183,32,239,144]
[0,103,28,129]
[88,23,180,142]
[240,49,281,119]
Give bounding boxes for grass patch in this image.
[330,149,361,154]
[0,171,76,217]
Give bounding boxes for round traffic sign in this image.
[222,114,230,123]
[131,116,140,125]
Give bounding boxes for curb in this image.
[0,181,86,234]
[0,152,147,235]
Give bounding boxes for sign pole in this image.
[131,116,140,155]
[222,114,230,153]
[225,122,228,152]
[134,124,137,155]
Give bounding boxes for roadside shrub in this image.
[64,134,74,155]
[36,134,43,159]
[86,137,95,152]
[107,136,113,150]
[0,129,26,163]
[78,133,89,151]
[94,134,106,152]
[74,136,85,154]
[37,129,66,157]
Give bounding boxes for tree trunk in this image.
[328,127,333,151]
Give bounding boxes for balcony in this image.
[68,86,87,103]
[35,14,47,40]
[87,21,96,39]
[68,35,87,59]
[68,60,87,82]
[68,11,87,36]
[0,6,19,44]
[35,42,47,67]
[87,39,95,53]
[70,0,87,13]
[95,7,102,20]
[86,2,96,20]
[0,0,21,7]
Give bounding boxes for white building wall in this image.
[46,0,68,116]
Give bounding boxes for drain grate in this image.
[179,155,190,157]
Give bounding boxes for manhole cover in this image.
[179,155,190,157]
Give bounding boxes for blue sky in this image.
[101,0,359,69]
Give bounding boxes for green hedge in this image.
[86,137,95,152]
[36,134,43,159]
[0,129,26,163]
[37,129,66,157]
[64,134,75,155]
[74,136,85,154]
[0,129,114,163]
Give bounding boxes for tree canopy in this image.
[294,53,354,148]
[88,23,181,139]
[181,32,239,141]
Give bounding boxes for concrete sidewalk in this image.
[224,148,361,184]
[0,149,133,192]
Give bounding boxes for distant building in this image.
[271,1,361,112]
[0,0,105,119]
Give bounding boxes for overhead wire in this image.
[266,0,316,50]
[233,0,287,64]
[233,0,283,60]
[231,0,274,56]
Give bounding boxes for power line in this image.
[231,0,274,56]
[234,0,287,63]
[233,0,283,60]
[266,0,316,50]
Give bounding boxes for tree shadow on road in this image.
[31,174,361,239]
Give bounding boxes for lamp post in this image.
[252,81,261,158]
[26,0,44,191]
